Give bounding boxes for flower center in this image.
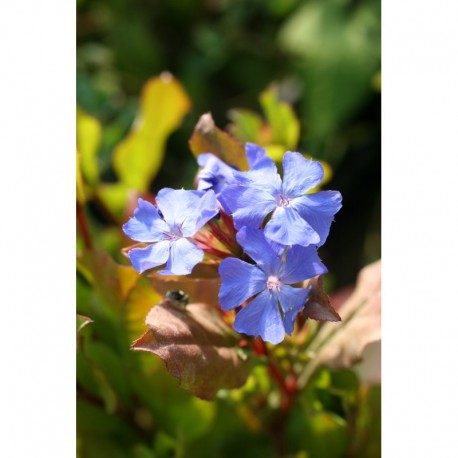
[164,226,183,241]
[266,275,281,292]
[276,194,290,207]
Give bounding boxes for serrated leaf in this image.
[259,85,300,150]
[113,72,191,191]
[298,260,381,388]
[77,106,101,186]
[132,298,252,400]
[189,113,248,170]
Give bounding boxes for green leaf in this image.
[113,72,191,191]
[259,84,300,150]
[189,113,248,170]
[77,106,101,186]
[227,108,265,144]
[131,297,253,400]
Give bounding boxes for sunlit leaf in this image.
[113,72,191,191]
[123,276,162,339]
[77,248,140,310]
[227,109,265,144]
[132,297,253,400]
[259,85,300,150]
[97,182,133,221]
[298,260,381,388]
[148,262,221,306]
[189,112,248,170]
[77,106,101,186]
[76,151,86,204]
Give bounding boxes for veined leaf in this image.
[132,298,253,400]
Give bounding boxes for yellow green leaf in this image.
[76,106,101,186]
[259,85,300,150]
[113,72,191,191]
[76,151,86,204]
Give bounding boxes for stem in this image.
[254,339,298,457]
[76,201,92,249]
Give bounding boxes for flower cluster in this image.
[123,143,342,344]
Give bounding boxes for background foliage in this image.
[77,0,381,456]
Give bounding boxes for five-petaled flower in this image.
[123,188,218,275]
[221,144,342,247]
[218,227,327,344]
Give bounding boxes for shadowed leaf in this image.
[189,113,248,170]
[132,298,252,400]
[302,276,341,322]
[298,260,381,388]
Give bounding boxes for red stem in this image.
[76,202,92,250]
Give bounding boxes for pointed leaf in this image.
[302,276,341,322]
[132,297,252,400]
[113,72,191,191]
[189,113,248,170]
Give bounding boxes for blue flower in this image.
[221,145,342,247]
[218,227,327,344]
[123,189,218,275]
[196,153,238,197]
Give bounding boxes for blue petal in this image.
[233,289,285,344]
[278,285,310,335]
[155,188,203,228]
[218,258,267,310]
[282,152,324,198]
[180,190,219,237]
[291,191,342,246]
[264,206,319,247]
[234,151,282,196]
[197,153,237,195]
[157,238,203,276]
[123,198,170,242]
[236,227,282,275]
[221,185,276,230]
[245,143,273,170]
[279,245,328,284]
[128,241,171,273]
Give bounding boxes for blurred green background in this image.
[77,0,381,456]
